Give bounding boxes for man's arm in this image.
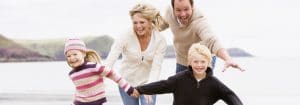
[216,48,244,72]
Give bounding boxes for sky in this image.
[1,0,300,57]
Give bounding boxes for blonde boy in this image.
[133,43,243,105]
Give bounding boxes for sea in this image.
[1,57,300,105]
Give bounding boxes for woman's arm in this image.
[103,37,124,68]
[147,36,167,83]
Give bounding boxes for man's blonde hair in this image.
[129,3,165,31]
[188,43,212,66]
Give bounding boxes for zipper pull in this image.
[142,56,144,61]
[197,82,200,88]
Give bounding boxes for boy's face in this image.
[65,49,85,68]
[190,54,209,75]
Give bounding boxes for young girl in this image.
[64,38,135,105]
[132,43,243,105]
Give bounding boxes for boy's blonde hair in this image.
[129,3,165,31]
[188,43,212,66]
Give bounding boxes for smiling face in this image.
[173,0,193,25]
[189,54,209,75]
[65,49,86,68]
[132,13,152,36]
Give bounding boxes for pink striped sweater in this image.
[69,62,134,104]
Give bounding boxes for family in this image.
[64,0,244,105]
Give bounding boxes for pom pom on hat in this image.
[64,38,87,54]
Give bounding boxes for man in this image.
[160,0,244,73]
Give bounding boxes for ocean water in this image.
[0,57,300,105]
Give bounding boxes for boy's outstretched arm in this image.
[215,78,243,105]
[136,75,177,95]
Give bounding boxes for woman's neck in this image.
[137,32,151,51]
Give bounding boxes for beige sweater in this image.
[104,29,167,86]
[162,6,223,66]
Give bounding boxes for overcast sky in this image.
[1,0,300,57]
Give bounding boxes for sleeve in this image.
[147,36,167,84]
[159,16,169,31]
[159,7,171,31]
[136,74,177,95]
[195,13,224,55]
[103,37,125,68]
[97,65,134,95]
[214,78,243,105]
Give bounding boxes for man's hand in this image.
[222,59,245,72]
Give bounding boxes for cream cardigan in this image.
[104,29,167,87]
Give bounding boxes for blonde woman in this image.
[104,3,167,105]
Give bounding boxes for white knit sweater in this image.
[104,29,167,87]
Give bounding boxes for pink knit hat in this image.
[64,38,87,54]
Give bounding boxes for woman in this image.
[104,3,167,105]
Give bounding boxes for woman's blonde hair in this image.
[188,43,212,66]
[129,3,165,31]
[84,49,102,64]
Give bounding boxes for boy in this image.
[132,43,243,105]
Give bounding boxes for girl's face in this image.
[132,13,152,36]
[65,49,85,68]
[189,54,209,75]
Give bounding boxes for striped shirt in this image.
[69,62,134,105]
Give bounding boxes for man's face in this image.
[173,0,193,25]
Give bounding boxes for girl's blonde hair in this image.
[84,49,102,64]
[188,43,212,66]
[129,3,165,31]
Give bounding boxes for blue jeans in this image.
[119,87,156,105]
[176,56,217,73]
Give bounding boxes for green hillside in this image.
[0,34,52,62]
[17,35,114,61]
[0,34,16,48]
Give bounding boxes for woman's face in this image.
[65,49,85,68]
[132,13,152,36]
